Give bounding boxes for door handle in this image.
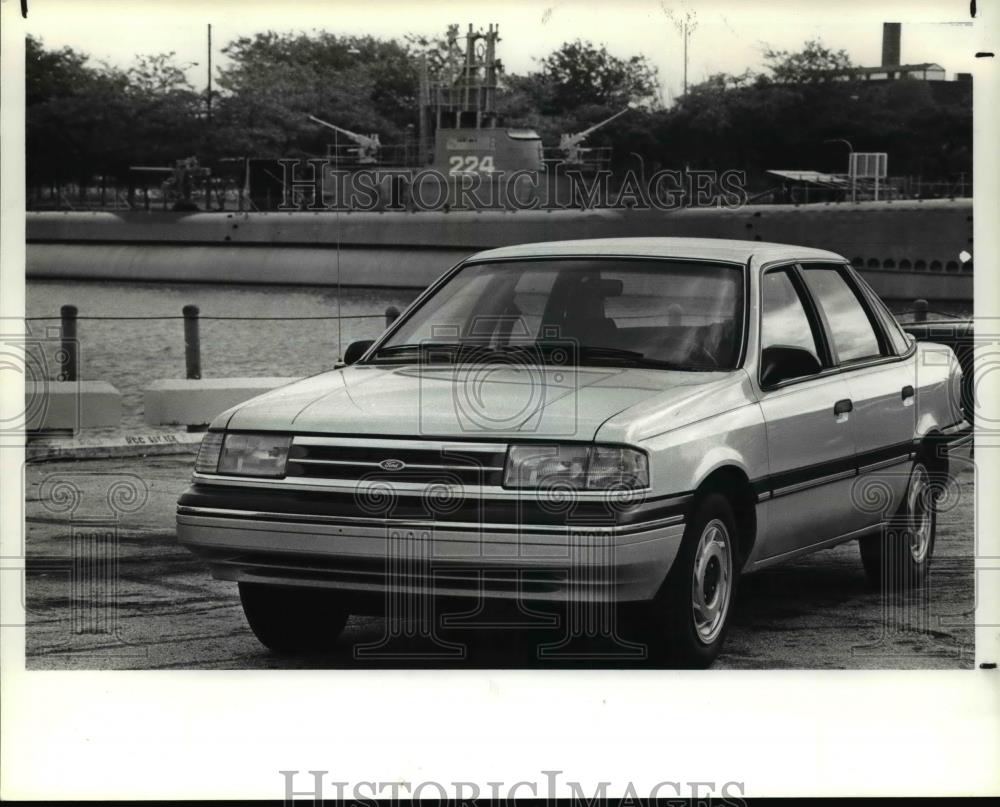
[834,398,853,416]
[901,385,915,401]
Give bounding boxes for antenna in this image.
[335,126,343,362]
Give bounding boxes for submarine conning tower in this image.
[420,23,543,174]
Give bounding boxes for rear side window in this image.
[800,266,883,363]
[853,272,911,355]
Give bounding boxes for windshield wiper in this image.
[571,345,728,370]
[369,341,717,371]
[368,342,466,360]
[479,343,714,371]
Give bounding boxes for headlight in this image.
[194,431,224,474]
[586,446,650,490]
[503,444,649,490]
[217,433,292,477]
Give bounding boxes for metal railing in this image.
[27,305,403,383]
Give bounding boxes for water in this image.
[26,279,418,427]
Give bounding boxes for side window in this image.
[760,268,823,365]
[854,272,911,355]
[800,266,883,363]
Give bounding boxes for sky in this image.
[24,0,983,103]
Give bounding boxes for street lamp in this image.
[824,138,855,203]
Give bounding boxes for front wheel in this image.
[238,582,351,653]
[859,460,937,590]
[643,492,739,668]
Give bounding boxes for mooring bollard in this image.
[60,304,78,382]
[385,305,400,328]
[183,304,202,380]
[913,298,929,323]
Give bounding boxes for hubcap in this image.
[691,518,733,644]
[908,465,932,563]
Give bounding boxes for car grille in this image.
[285,436,508,487]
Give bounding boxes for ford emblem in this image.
[379,459,406,472]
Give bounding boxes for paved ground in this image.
[22,453,976,670]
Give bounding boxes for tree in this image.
[211,32,419,158]
[123,53,203,168]
[27,36,205,192]
[663,39,970,185]
[26,35,92,107]
[761,39,853,84]
[27,36,132,189]
[24,32,970,198]
[524,41,660,115]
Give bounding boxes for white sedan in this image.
[177,237,970,667]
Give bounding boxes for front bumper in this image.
[176,490,687,604]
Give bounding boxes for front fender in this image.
[636,402,768,497]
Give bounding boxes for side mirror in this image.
[343,339,375,365]
[760,345,822,387]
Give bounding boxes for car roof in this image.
[466,236,846,267]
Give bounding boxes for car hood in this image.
[220,363,737,441]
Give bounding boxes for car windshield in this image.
[370,258,745,370]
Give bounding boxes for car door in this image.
[798,263,916,528]
[755,265,862,561]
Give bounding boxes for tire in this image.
[238,582,351,653]
[642,492,740,668]
[859,460,936,590]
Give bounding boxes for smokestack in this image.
[882,22,901,67]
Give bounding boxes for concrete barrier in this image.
[26,380,121,431]
[144,377,301,426]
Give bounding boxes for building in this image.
[845,23,950,82]
[844,63,947,82]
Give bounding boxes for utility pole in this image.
[206,24,213,128]
[664,8,698,95]
[683,20,688,94]
[684,14,698,94]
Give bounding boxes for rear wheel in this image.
[859,460,936,589]
[643,492,739,668]
[238,582,350,653]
